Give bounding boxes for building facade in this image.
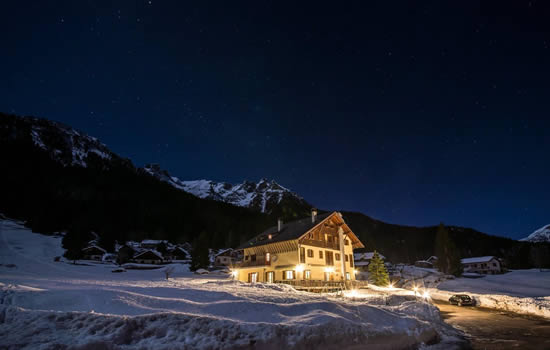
[461,256,502,274]
[234,211,364,283]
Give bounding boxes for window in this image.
[319,250,323,259]
[307,249,314,258]
[245,255,249,261]
[266,271,274,283]
[251,254,256,262]
[349,254,354,267]
[265,253,270,263]
[345,255,349,262]
[346,272,351,280]
[325,251,334,266]
[284,270,295,280]
[492,263,497,267]
[305,270,311,280]
[324,272,331,281]
[248,272,258,283]
[300,247,306,263]
[335,253,341,261]
[344,239,349,246]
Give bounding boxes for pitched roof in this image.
[82,245,106,254]
[134,250,163,260]
[461,256,497,264]
[354,252,385,261]
[238,212,333,249]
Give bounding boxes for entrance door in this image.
[248,272,258,283]
[266,271,274,283]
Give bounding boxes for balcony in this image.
[300,239,340,250]
[237,259,271,268]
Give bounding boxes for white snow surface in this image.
[0,219,465,349]
[396,266,550,319]
[521,224,550,242]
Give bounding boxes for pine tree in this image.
[190,231,210,271]
[435,223,463,276]
[62,228,89,264]
[368,251,389,286]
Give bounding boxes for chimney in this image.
[277,218,283,232]
[311,208,318,223]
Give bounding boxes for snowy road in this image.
[435,300,550,349]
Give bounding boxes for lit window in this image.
[346,272,350,280]
[305,270,311,279]
[265,253,270,262]
[307,249,313,257]
[284,270,294,280]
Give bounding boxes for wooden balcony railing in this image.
[237,259,270,268]
[300,239,339,250]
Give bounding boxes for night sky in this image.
[2,1,549,239]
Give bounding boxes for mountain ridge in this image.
[521,225,550,243]
[143,164,307,214]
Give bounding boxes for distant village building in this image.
[354,252,385,271]
[461,256,502,274]
[235,210,364,284]
[117,245,135,264]
[133,250,164,264]
[214,249,237,266]
[81,245,106,260]
[166,247,188,262]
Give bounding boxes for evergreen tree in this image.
[62,228,89,264]
[367,251,389,286]
[190,231,210,271]
[435,223,463,276]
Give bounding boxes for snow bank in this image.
[0,219,466,349]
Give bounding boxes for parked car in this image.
[194,268,209,275]
[449,294,475,306]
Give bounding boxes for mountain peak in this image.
[521,224,550,243]
[143,165,305,213]
[4,114,117,168]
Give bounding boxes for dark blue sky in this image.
[1,1,549,239]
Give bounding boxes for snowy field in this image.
[0,219,465,349]
[395,265,550,319]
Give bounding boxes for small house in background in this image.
[133,250,164,264]
[426,256,438,265]
[461,256,502,274]
[167,246,188,262]
[214,249,237,266]
[81,245,106,260]
[354,252,385,271]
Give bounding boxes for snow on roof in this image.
[461,256,497,264]
[354,252,385,261]
[215,248,234,257]
[82,245,106,253]
[141,239,166,245]
[134,250,163,260]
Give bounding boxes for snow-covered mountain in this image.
[144,164,308,213]
[3,115,120,167]
[521,225,550,243]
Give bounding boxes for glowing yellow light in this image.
[346,289,359,298]
[388,283,394,289]
[324,267,335,273]
[413,286,418,292]
[422,291,430,299]
[295,264,305,273]
[231,270,238,278]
